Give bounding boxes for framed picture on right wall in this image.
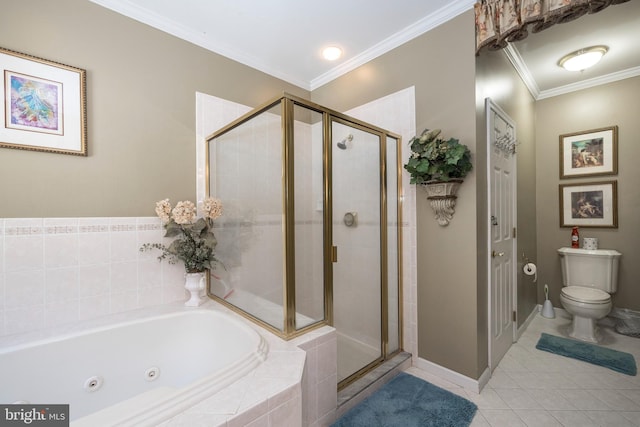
[559,180,618,228]
[559,125,617,179]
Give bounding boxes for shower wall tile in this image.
[0,216,186,337]
[109,219,138,263]
[4,233,44,272]
[78,231,110,266]
[44,233,79,268]
[5,306,44,335]
[78,295,110,320]
[78,264,110,297]
[45,267,78,304]
[138,260,162,290]
[110,261,137,294]
[5,270,45,308]
[111,290,139,314]
[46,300,79,327]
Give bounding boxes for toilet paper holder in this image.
[522,253,538,282]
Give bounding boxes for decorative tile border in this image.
[79,225,110,233]
[1,218,163,236]
[45,226,79,234]
[5,226,43,236]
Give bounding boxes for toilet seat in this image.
[561,286,610,304]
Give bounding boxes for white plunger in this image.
[541,284,555,319]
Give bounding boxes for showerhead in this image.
[337,134,353,150]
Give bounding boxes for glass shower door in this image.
[331,120,383,384]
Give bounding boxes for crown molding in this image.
[505,43,640,100]
[503,44,541,99]
[90,0,311,89]
[92,0,474,91]
[311,1,476,90]
[537,66,640,100]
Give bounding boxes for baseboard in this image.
[413,357,487,393]
[517,305,539,339]
[477,367,491,392]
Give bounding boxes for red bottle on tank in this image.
[571,226,579,248]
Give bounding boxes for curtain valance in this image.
[475,0,630,55]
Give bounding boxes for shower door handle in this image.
[332,246,338,263]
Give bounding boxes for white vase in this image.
[184,271,206,307]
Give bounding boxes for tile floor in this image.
[406,309,640,427]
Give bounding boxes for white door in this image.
[486,98,517,371]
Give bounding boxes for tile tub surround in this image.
[158,301,312,427]
[0,217,187,336]
[0,213,339,426]
[0,299,337,427]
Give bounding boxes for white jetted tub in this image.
[0,306,268,426]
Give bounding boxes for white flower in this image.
[172,201,196,225]
[202,197,223,220]
[155,199,172,224]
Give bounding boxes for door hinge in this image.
[513,227,517,238]
[513,311,517,322]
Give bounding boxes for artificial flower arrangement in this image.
[403,129,472,184]
[140,197,223,273]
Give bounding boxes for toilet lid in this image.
[562,286,610,303]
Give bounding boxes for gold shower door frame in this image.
[205,93,403,388]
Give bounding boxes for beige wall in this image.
[315,11,487,380]
[535,76,640,312]
[0,0,307,218]
[2,1,499,381]
[476,50,538,327]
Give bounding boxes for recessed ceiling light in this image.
[322,46,342,61]
[558,45,608,72]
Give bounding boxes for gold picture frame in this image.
[0,46,87,156]
[559,180,618,228]
[559,126,617,179]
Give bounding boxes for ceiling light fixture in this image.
[322,46,342,61]
[558,45,608,72]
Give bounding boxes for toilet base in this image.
[568,315,601,343]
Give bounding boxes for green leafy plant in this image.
[404,129,472,184]
[140,198,223,273]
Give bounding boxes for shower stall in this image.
[206,93,402,388]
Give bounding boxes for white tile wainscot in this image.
[0,217,187,337]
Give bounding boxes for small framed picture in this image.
[559,126,617,179]
[559,181,617,228]
[0,46,87,156]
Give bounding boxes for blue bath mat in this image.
[536,333,637,376]
[331,372,477,427]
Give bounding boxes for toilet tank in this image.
[558,247,622,292]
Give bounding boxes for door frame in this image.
[485,98,518,372]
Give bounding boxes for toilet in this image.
[558,247,622,343]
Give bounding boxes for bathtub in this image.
[0,305,268,426]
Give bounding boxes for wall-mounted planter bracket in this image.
[421,179,463,226]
